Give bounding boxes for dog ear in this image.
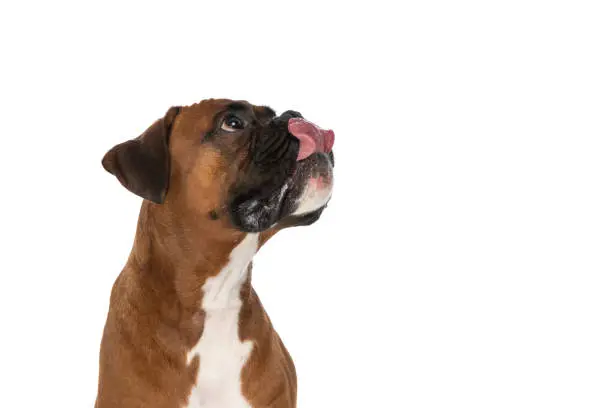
[102,107,181,204]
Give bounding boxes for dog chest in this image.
[185,234,259,408]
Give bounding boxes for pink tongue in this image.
[288,117,335,161]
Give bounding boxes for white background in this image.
[1,1,611,407]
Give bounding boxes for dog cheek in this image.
[229,199,278,232]
[228,181,289,232]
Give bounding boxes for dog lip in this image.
[279,151,333,219]
[278,180,295,218]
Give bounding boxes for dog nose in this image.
[288,118,335,161]
[279,110,303,120]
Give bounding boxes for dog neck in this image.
[127,200,259,308]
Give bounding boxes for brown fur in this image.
[96,99,297,408]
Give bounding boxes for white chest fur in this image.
[186,233,259,408]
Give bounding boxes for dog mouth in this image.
[279,152,334,217]
[283,117,335,214]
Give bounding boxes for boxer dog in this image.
[95,99,334,408]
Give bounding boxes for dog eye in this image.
[221,115,244,132]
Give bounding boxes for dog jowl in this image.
[96,99,334,408]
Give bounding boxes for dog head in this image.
[102,99,334,234]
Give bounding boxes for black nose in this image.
[276,110,303,122]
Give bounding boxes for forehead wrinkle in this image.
[225,101,252,113]
[254,105,276,122]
